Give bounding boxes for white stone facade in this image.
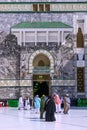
[0,1,87,99]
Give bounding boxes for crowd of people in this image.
[18,96,32,110]
[18,93,71,122]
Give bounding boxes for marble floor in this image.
[0,107,87,130]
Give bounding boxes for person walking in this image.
[40,94,47,119]
[34,95,41,114]
[44,96,56,122]
[24,96,30,110]
[54,94,61,113]
[63,94,71,114]
[18,95,24,110]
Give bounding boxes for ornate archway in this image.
[29,49,54,74]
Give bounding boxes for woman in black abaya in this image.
[45,96,56,122]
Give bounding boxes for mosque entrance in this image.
[33,74,50,97]
[33,80,49,97]
[32,53,51,98]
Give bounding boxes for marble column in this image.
[19,31,22,46]
[46,31,48,46]
[35,31,37,46]
[23,31,25,46]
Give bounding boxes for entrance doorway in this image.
[33,81,49,97]
[32,52,51,98]
[33,74,50,97]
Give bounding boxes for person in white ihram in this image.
[18,95,24,110]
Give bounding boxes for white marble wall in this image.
[0,13,73,33]
[0,57,17,79]
[85,39,87,97]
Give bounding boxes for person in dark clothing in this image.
[44,96,56,122]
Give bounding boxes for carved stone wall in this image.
[0,87,19,99]
[51,34,75,80]
[51,86,76,98]
[0,32,76,99]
